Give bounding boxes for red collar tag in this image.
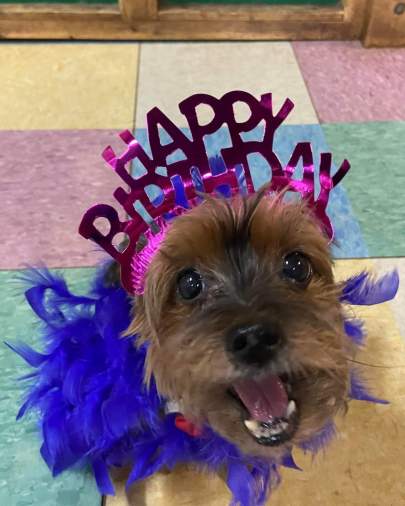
[174,414,203,437]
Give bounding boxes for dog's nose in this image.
[226,324,281,366]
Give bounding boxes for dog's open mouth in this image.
[229,374,299,447]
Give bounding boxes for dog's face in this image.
[131,194,352,459]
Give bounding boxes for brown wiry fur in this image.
[127,193,354,460]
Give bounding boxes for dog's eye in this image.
[177,269,203,300]
[282,252,312,285]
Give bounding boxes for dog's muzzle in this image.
[230,373,299,446]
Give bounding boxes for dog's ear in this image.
[124,295,147,341]
[144,252,174,337]
[124,250,174,345]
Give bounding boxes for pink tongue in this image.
[233,374,288,422]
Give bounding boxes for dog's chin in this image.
[203,370,347,459]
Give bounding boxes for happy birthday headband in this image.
[79,91,350,294]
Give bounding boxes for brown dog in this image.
[127,190,353,461]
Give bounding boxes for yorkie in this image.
[12,91,398,505]
[126,190,351,460]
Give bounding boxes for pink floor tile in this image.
[1,130,127,269]
[293,41,405,123]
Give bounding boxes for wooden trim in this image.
[120,0,157,23]
[119,0,368,40]
[362,0,405,47]
[0,4,136,40]
[157,4,345,23]
[342,0,369,38]
[0,0,377,44]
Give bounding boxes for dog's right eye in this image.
[177,269,203,300]
[282,251,312,286]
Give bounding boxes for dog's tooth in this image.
[244,419,271,438]
[245,418,290,439]
[244,419,260,435]
[286,400,296,418]
[244,419,258,431]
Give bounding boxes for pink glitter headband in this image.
[79,90,350,295]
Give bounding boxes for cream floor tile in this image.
[135,42,318,128]
[106,259,405,506]
[0,43,138,129]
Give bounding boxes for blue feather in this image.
[349,372,388,405]
[341,270,399,305]
[227,460,257,506]
[5,341,47,367]
[93,459,115,495]
[299,422,336,454]
[281,453,302,471]
[8,266,397,505]
[344,320,365,346]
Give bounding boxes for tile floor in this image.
[1,41,404,506]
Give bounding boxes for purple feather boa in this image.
[7,267,398,505]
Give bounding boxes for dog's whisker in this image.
[347,358,405,369]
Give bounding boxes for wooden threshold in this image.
[0,4,135,40]
[157,4,345,23]
[0,2,355,41]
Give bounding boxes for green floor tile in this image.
[323,122,405,257]
[0,268,101,506]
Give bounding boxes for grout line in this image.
[129,42,143,184]
[132,43,142,133]
[290,41,322,125]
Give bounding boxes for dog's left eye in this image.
[177,269,203,300]
[282,252,312,285]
